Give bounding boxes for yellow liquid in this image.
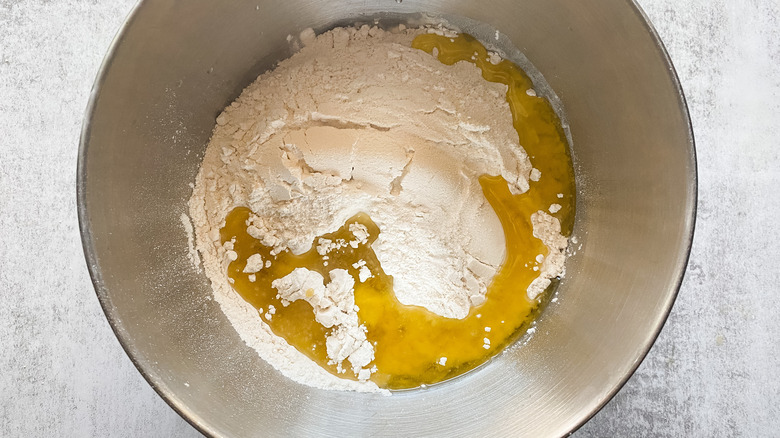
[220,33,576,390]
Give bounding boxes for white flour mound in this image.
[189,25,568,392]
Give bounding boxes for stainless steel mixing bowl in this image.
[78,0,696,436]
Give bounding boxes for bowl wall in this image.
[79,0,695,436]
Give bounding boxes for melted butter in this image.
[220,33,575,390]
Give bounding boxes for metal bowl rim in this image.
[76,1,697,436]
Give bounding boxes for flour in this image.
[527,211,568,299]
[179,213,200,270]
[352,260,373,283]
[272,268,375,379]
[242,254,264,273]
[188,25,568,392]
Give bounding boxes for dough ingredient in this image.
[189,25,571,392]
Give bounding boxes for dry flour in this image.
[188,25,567,392]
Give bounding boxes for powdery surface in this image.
[189,25,567,392]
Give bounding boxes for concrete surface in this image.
[1,0,778,436]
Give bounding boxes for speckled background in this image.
[1,0,778,436]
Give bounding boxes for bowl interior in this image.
[79,1,695,436]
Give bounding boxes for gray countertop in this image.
[1,0,778,436]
